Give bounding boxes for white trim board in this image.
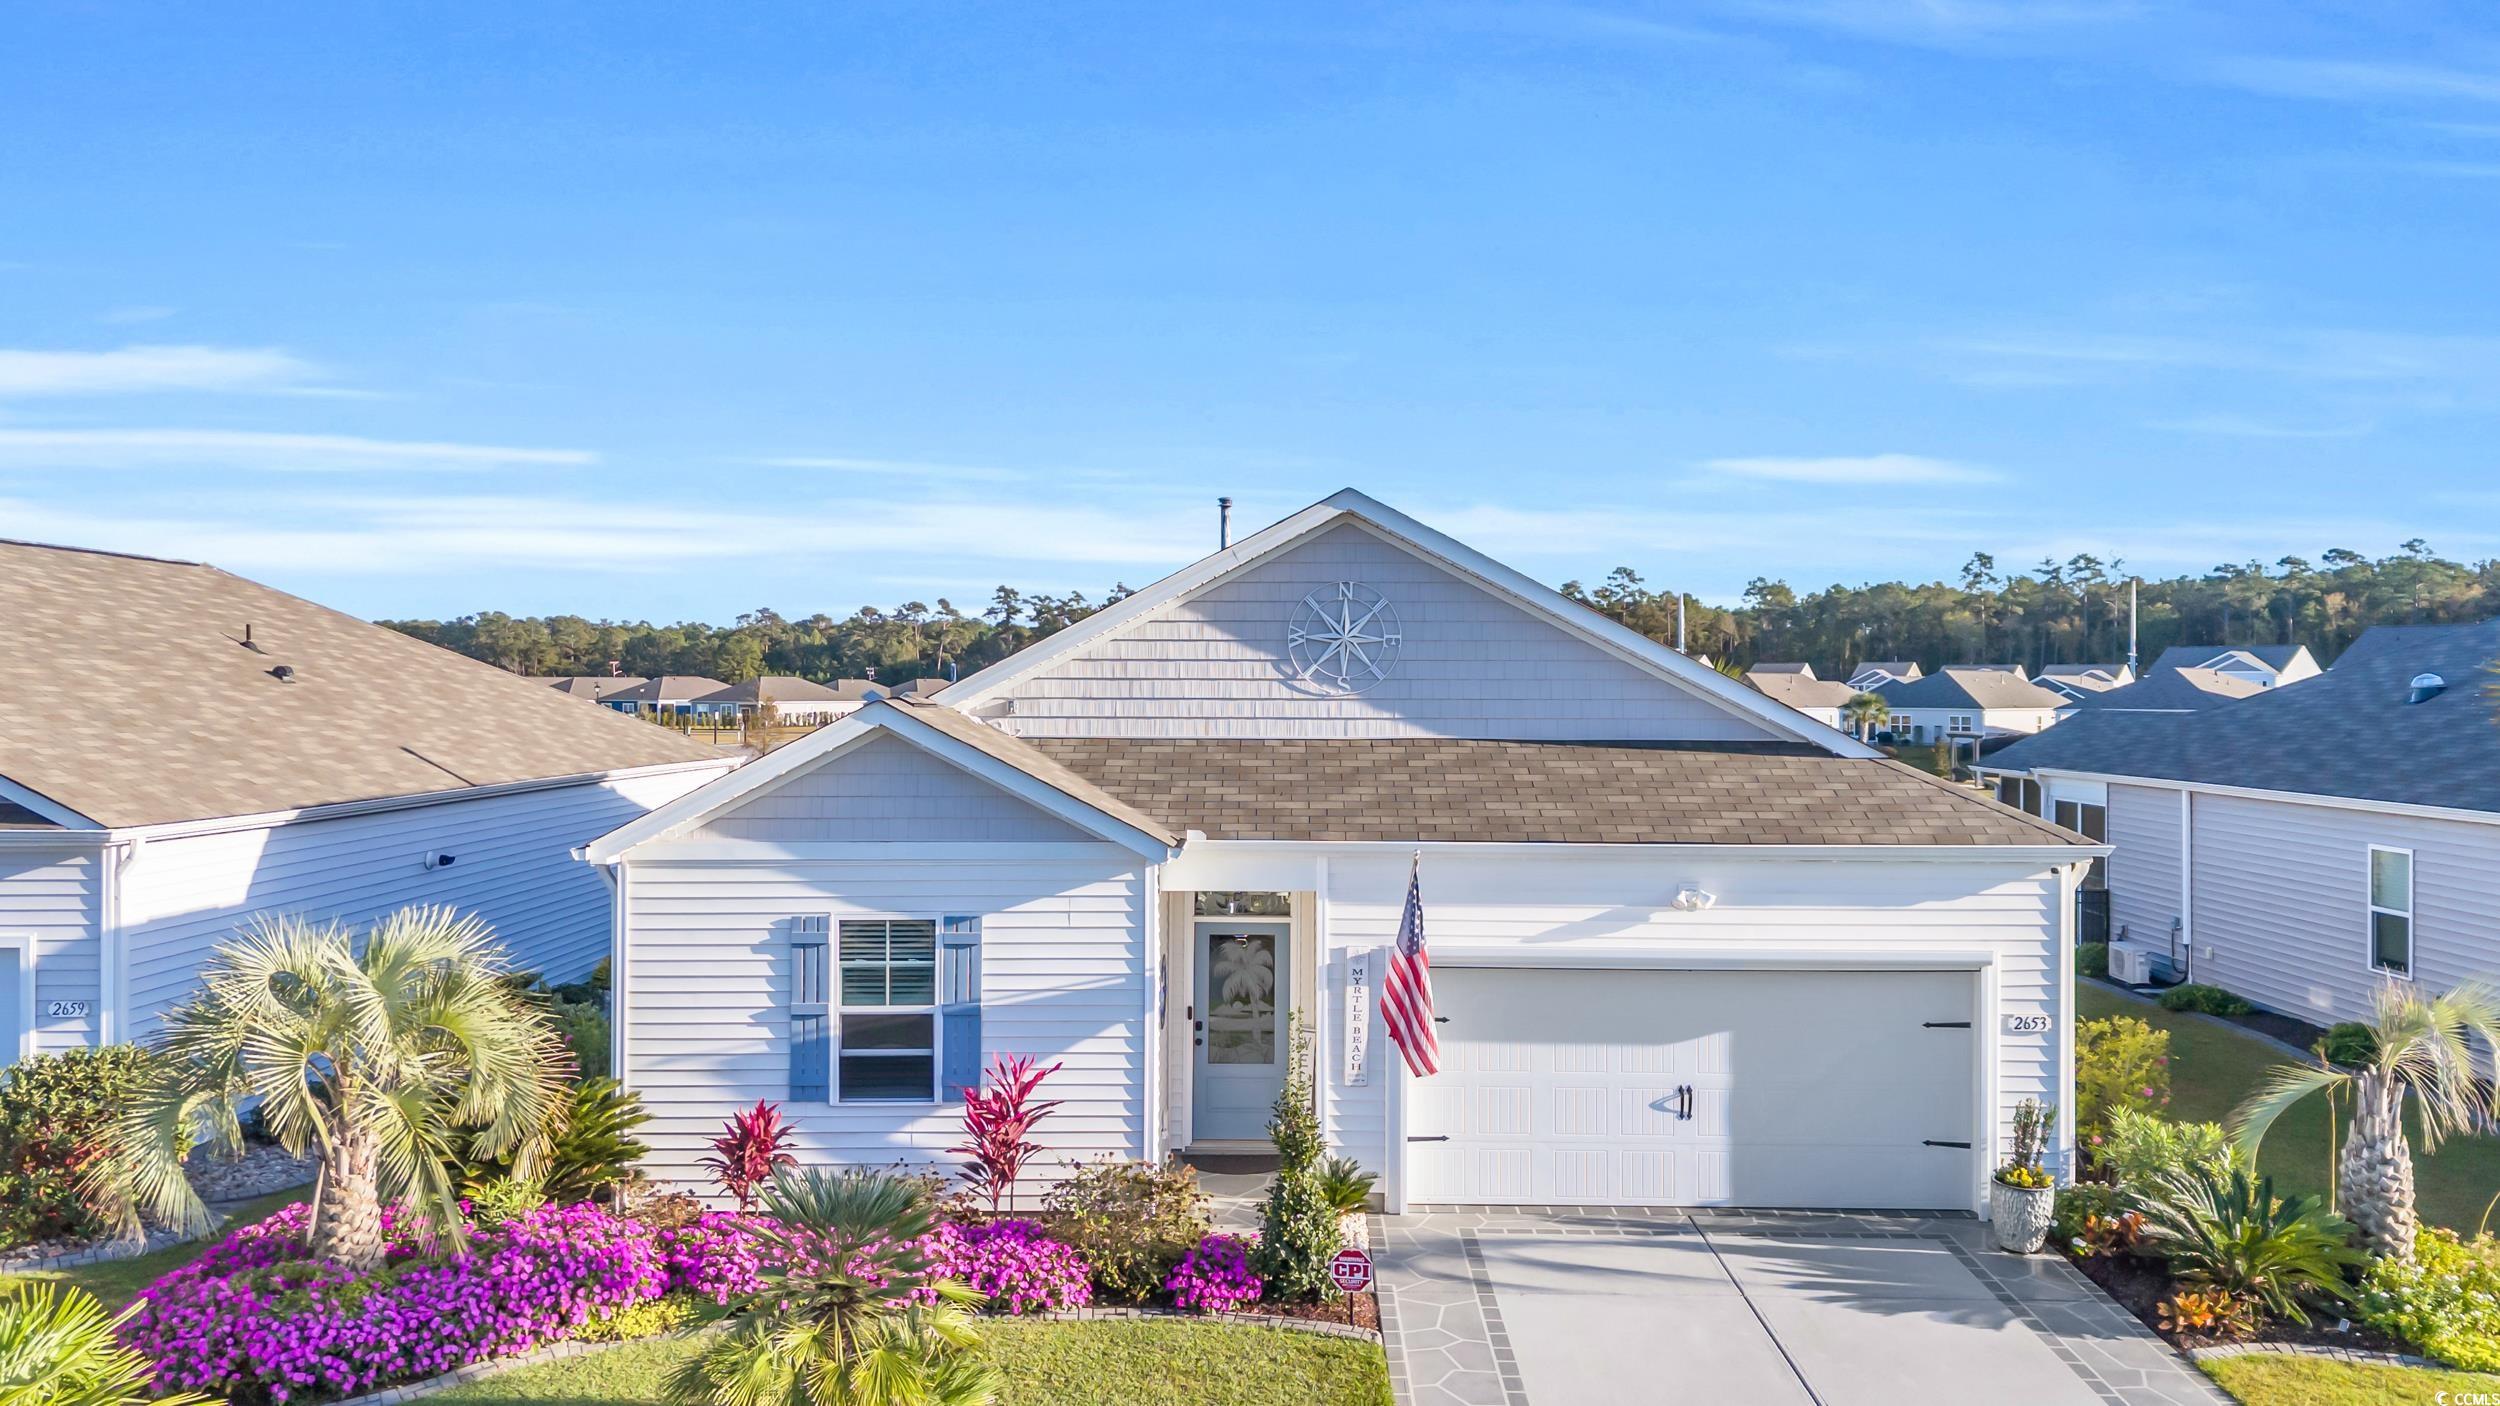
[937,489,1881,759]
[0,775,97,829]
[0,934,32,1064]
[2012,768,2500,832]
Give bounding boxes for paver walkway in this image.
[1376,1207,2231,1406]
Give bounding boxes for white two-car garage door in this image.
[1406,967,1979,1210]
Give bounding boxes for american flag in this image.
[1381,852,1438,1077]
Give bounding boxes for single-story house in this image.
[583,490,2098,1216]
[1846,661,1923,689]
[2145,644,2321,691]
[610,675,734,717]
[545,675,649,706]
[1743,665,1860,730]
[1877,668,2069,744]
[0,540,737,1060]
[697,676,880,724]
[2035,664,2134,703]
[2060,666,2264,716]
[1978,621,2500,1027]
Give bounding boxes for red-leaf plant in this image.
[700,1099,799,1210]
[951,1055,1064,1215]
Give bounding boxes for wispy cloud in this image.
[2212,56,2500,107]
[1701,453,1998,484]
[755,454,1026,484]
[2149,413,2373,440]
[0,344,323,397]
[99,306,178,326]
[1716,0,2142,48]
[0,428,596,471]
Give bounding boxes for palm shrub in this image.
[2232,981,2500,1260]
[1317,1156,1377,1214]
[1841,692,1888,740]
[0,1280,207,1406]
[460,1076,652,1206]
[0,1046,159,1250]
[2133,1165,2366,1325]
[670,1169,998,1406]
[92,907,567,1273]
[1257,1012,1340,1300]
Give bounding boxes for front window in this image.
[1949,714,1976,734]
[838,919,938,1099]
[2055,799,2109,889]
[2369,847,2413,975]
[1195,891,1291,917]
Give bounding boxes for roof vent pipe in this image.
[2407,672,2446,705]
[1218,497,1232,549]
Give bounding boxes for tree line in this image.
[383,542,2500,685]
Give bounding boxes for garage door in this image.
[1407,967,1978,1209]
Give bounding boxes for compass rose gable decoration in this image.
[1287,580,1402,694]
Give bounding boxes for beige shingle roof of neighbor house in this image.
[544,675,646,702]
[0,540,723,828]
[698,675,865,706]
[608,675,730,706]
[1025,737,2085,847]
[1745,672,1860,713]
[1877,667,2071,712]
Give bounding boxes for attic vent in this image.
[269,664,296,683]
[2407,672,2445,705]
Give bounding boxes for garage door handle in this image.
[1922,1139,1972,1149]
[1922,1021,1972,1029]
[1408,1135,1450,1143]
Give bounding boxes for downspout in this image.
[2178,788,2194,984]
[586,856,628,1083]
[100,837,145,1047]
[2057,859,2081,1184]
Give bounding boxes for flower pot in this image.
[1990,1179,2056,1253]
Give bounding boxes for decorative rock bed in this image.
[0,1140,317,1273]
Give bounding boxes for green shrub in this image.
[2052,1183,2122,1246]
[2077,1016,2170,1147]
[1043,1158,1211,1303]
[548,999,611,1082]
[458,1076,650,1205]
[2360,1228,2500,1372]
[2158,984,2254,1017]
[2095,1109,2237,1191]
[466,1178,546,1225]
[2134,1166,2365,1325]
[0,1045,160,1250]
[2319,1021,2379,1068]
[1317,1156,1376,1214]
[572,1291,700,1344]
[1257,1014,1341,1301]
[2076,942,2110,979]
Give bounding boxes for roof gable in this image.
[940,490,1875,755]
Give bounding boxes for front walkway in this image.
[1375,1206,2230,1406]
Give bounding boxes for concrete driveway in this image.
[1375,1208,2230,1406]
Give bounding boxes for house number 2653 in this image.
[2003,1013,2052,1035]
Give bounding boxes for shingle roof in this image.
[2061,667,2262,713]
[1750,662,1817,677]
[2039,664,2127,681]
[887,700,1178,845]
[1876,667,2070,712]
[698,675,869,706]
[1746,673,1859,712]
[544,675,646,702]
[1850,661,1922,682]
[609,675,730,705]
[1983,620,2500,811]
[0,540,722,827]
[2149,644,2315,675]
[1024,737,2084,846]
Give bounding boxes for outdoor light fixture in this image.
[1668,883,1716,913]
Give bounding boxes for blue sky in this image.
[5,2,2499,621]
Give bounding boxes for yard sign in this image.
[1343,951,1372,1087]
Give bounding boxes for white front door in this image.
[1192,920,1290,1142]
[1408,967,1978,1209]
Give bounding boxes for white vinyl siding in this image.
[2105,784,2182,951]
[991,522,1780,743]
[622,853,1148,1195]
[0,843,106,1054]
[692,736,1093,844]
[119,768,717,1035]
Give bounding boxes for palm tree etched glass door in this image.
[1193,921,1290,1142]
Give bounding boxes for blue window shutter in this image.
[940,916,982,1104]
[790,915,831,1102]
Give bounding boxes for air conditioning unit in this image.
[2108,943,2156,986]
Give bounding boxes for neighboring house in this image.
[1876,667,2070,743]
[2059,667,2264,716]
[2145,644,2322,691]
[0,541,737,1060]
[584,489,2098,1217]
[609,675,734,717]
[2035,664,2135,703]
[1743,666,1859,730]
[545,675,648,707]
[1846,661,1923,689]
[1978,620,2500,1028]
[698,676,880,724]
[887,677,949,700]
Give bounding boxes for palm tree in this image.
[672,1169,997,1406]
[1842,691,1890,741]
[2231,980,2500,1259]
[93,906,567,1274]
[0,1280,208,1406]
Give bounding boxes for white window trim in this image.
[2367,844,2415,980]
[0,934,31,1064]
[835,916,943,1104]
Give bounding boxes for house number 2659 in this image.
[44,1001,89,1019]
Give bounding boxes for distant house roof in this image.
[544,675,646,702]
[1876,667,2070,712]
[1982,620,2500,811]
[698,675,871,707]
[1849,661,1923,683]
[1746,672,1859,713]
[889,677,948,697]
[609,675,731,705]
[1750,662,1817,678]
[2039,664,2128,681]
[0,540,721,828]
[2061,667,2263,714]
[2149,644,2318,677]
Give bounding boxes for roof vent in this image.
[2407,672,2445,705]
[269,664,296,683]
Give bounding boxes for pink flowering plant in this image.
[658,1210,1091,1315]
[1164,1232,1263,1313]
[928,1219,1093,1314]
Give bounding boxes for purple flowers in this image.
[929,1219,1093,1314]
[1164,1233,1263,1313]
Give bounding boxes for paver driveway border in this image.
[1374,1207,2232,1406]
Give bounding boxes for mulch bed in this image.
[2065,1247,2406,1356]
[1252,1290,1380,1333]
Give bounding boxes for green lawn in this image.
[433,1319,1394,1406]
[0,1186,307,1309]
[2202,1353,2500,1405]
[2082,985,2500,1233]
